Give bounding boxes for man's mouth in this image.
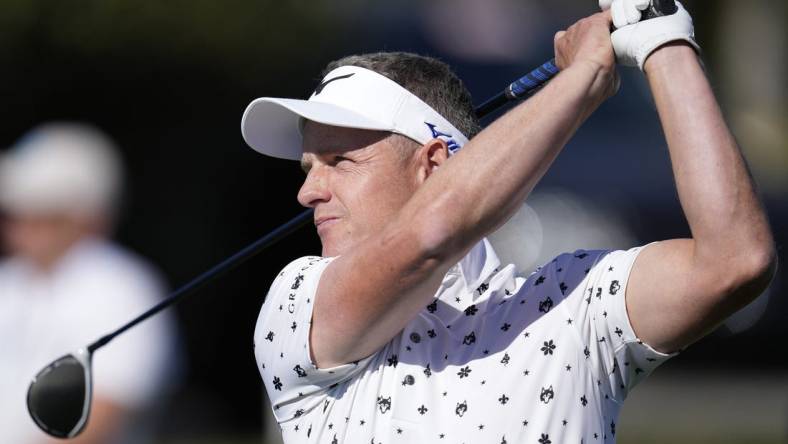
[315,216,340,235]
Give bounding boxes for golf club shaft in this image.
[87,0,679,354]
[87,209,315,352]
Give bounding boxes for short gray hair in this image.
[322,52,481,141]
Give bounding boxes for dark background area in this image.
[1,0,785,441]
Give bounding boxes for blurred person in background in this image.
[0,123,180,444]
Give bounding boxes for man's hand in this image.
[599,0,650,28]
[600,0,700,70]
[554,11,620,114]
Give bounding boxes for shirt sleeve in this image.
[254,256,372,423]
[564,245,677,402]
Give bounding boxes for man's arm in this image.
[311,13,619,367]
[626,43,777,353]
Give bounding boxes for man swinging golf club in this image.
[242,1,775,443]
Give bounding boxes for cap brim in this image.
[241,98,390,160]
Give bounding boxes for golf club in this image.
[27,1,676,438]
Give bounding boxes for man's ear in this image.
[415,138,449,184]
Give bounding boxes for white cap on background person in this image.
[0,123,123,217]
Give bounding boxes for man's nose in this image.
[297,167,331,208]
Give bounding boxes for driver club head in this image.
[27,348,94,438]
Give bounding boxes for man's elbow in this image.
[724,241,778,306]
[743,243,778,291]
[409,198,468,263]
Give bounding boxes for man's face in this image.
[0,212,87,268]
[298,122,420,257]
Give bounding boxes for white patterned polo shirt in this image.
[254,239,674,444]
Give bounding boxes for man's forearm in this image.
[644,44,774,273]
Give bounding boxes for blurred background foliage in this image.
[0,0,785,442]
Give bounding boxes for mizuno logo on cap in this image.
[426,122,461,154]
[313,73,355,96]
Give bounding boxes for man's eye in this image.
[333,156,349,164]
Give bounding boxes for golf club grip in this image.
[474,0,677,118]
[507,60,560,100]
[473,60,559,118]
[643,0,677,20]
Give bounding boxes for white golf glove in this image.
[599,0,700,70]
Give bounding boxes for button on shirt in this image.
[254,239,674,444]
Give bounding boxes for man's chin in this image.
[319,236,351,258]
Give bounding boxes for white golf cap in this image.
[0,123,123,216]
[241,65,469,160]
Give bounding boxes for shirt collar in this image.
[455,237,501,294]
